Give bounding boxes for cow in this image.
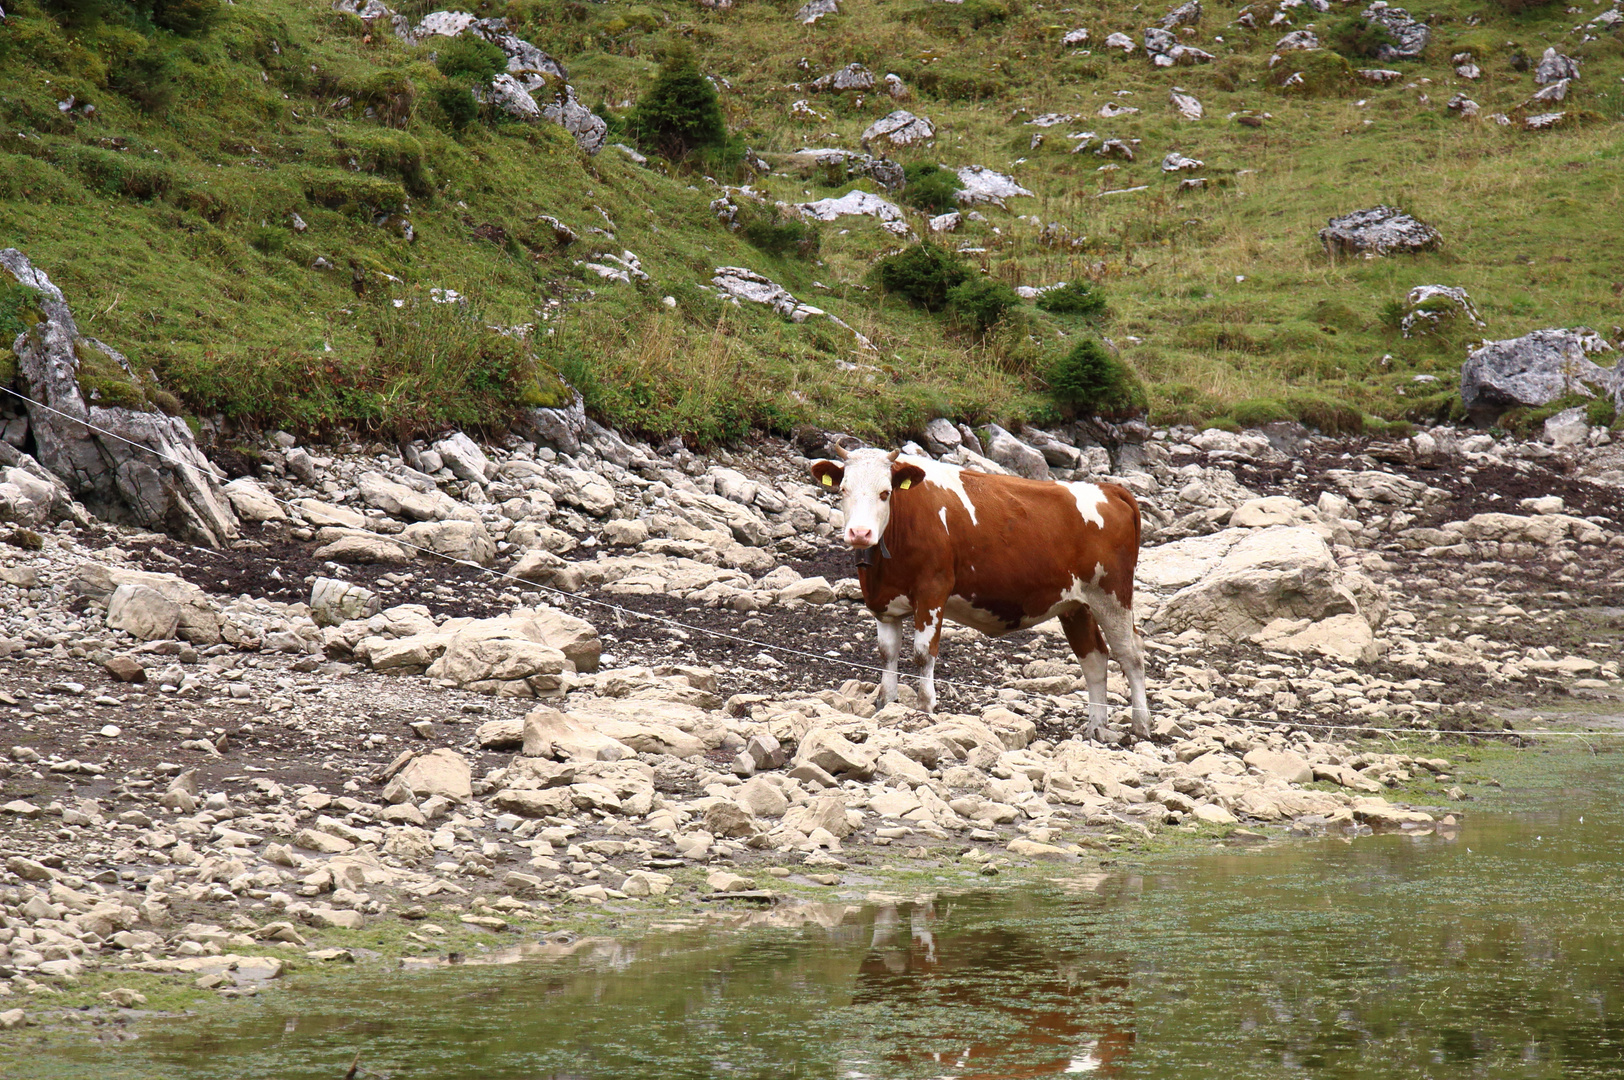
[810,446,1149,741]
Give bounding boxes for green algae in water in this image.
[22,760,1624,1079]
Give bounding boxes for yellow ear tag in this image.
[899,479,912,489]
[821,475,833,486]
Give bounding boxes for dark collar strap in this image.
[852,536,890,568]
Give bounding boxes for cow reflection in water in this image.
[850,901,1134,1077]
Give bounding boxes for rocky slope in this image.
[0,402,1620,1022]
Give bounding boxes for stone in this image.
[1161,152,1204,173]
[294,829,354,854]
[1242,747,1314,784]
[735,776,790,818]
[795,191,905,224]
[0,464,61,527]
[520,606,602,672]
[810,63,874,92]
[313,533,411,565]
[861,110,935,150]
[106,583,181,641]
[296,499,367,530]
[357,471,469,522]
[401,519,496,566]
[1543,407,1589,448]
[744,733,788,770]
[1360,2,1429,61]
[954,166,1033,208]
[778,576,835,605]
[707,870,754,892]
[522,707,634,762]
[104,655,147,683]
[1459,328,1617,425]
[2,250,239,546]
[426,627,568,692]
[221,478,285,523]
[983,425,1050,480]
[875,748,930,786]
[1319,206,1441,258]
[491,787,573,818]
[431,432,492,485]
[703,800,757,838]
[399,749,473,803]
[785,794,856,838]
[794,0,838,23]
[1169,86,1203,119]
[1252,612,1377,664]
[488,72,542,120]
[921,418,963,455]
[1534,47,1579,85]
[795,729,876,780]
[310,577,381,628]
[541,85,609,154]
[1400,285,1484,338]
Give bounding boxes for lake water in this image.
[28,755,1624,1079]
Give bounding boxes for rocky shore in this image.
[1,403,1622,1027]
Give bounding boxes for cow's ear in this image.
[891,463,926,491]
[810,460,844,490]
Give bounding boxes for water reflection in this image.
[28,764,1624,1079]
[849,897,1135,1077]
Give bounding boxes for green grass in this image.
[0,0,1620,444]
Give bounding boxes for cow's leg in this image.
[1092,600,1151,740]
[874,617,904,706]
[911,602,946,714]
[1060,609,1111,742]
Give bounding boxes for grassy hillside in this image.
[1,0,1621,445]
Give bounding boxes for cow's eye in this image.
[879,491,891,502]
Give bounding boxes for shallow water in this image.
[30,762,1624,1079]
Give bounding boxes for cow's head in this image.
[810,446,926,550]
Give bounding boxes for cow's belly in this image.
[942,594,1083,637]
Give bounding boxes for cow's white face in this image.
[810,448,924,550]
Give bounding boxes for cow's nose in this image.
[848,527,873,547]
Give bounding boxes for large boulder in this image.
[1459,328,1617,425]
[1,250,238,546]
[398,749,472,803]
[983,425,1051,480]
[1318,207,1440,258]
[0,461,65,526]
[1140,526,1386,644]
[400,519,496,566]
[1361,2,1429,61]
[75,563,224,644]
[357,472,472,522]
[541,86,608,155]
[861,110,935,150]
[106,584,181,641]
[310,578,381,628]
[425,625,570,696]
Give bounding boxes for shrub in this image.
[151,0,221,35]
[1325,15,1397,61]
[1046,338,1145,417]
[1035,280,1107,320]
[110,44,179,115]
[433,84,480,131]
[869,243,970,312]
[738,207,820,259]
[945,277,1019,337]
[626,51,727,161]
[901,163,964,214]
[434,34,507,85]
[1586,396,1618,428]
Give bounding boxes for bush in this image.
[626,52,727,161]
[1035,280,1107,320]
[1325,15,1397,60]
[151,0,221,35]
[901,163,964,214]
[945,277,1019,337]
[1045,337,1145,417]
[870,243,971,312]
[738,207,820,260]
[1586,396,1618,428]
[433,84,480,131]
[434,34,507,85]
[110,44,179,114]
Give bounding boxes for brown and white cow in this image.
[810,446,1149,741]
